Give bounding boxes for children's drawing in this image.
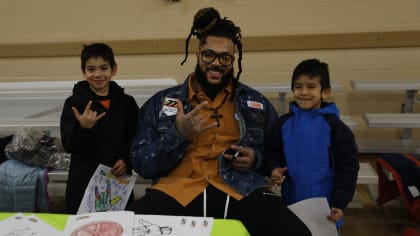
[95,179,121,212]
[77,164,136,214]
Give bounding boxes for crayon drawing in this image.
[77,164,136,214]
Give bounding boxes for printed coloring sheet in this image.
[132,214,213,236]
[0,213,213,236]
[64,211,134,236]
[0,213,62,236]
[77,164,136,214]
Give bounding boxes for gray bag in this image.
[4,127,70,170]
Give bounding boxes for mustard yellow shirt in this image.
[150,77,243,206]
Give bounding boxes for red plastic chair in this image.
[403,227,420,236]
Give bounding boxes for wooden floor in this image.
[340,156,419,236]
[342,185,415,236]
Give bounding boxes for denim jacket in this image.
[130,77,278,196]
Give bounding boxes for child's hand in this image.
[327,207,343,223]
[111,159,127,176]
[72,100,106,129]
[271,167,287,186]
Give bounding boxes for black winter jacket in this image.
[60,80,138,213]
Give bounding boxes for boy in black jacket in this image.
[60,43,139,213]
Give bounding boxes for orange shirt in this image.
[99,99,110,109]
[150,78,243,206]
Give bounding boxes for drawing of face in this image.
[71,221,123,236]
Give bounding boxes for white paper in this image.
[25,214,63,235]
[64,211,135,236]
[77,164,137,214]
[0,213,62,236]
[132,215,213,236]
[0,213,30,236]
[287,197,339,236]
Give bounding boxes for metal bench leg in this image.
[402,90,417,139]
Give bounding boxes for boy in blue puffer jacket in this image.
[264,58,359,229]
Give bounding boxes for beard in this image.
[194,64,234,99]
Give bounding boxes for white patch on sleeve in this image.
[247,100,264,110]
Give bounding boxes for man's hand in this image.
[223,145,256,172]
[271,167,287,186]
[175,99,218,139]
[72,100,106,129]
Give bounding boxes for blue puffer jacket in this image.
[265,102,359,209]
[130,76,278,196]
[0,160,49,212]
[282,102,339,205]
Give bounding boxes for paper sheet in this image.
[77,164,136,214]
[0,213,62,236]
[288,197,339,236]
[64,211,134,236]
[133,215,213,236]
[1,212,215,236]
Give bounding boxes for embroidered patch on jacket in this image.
[162,97,178,116]
[247,100,264,110]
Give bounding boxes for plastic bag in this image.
[4,127,70,170]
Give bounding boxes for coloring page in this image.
[0,213,62,236]
[0,213,30,236]
[77,164,136,214]
[132,215,213,236]
[64,211,134,236]
[25,214,63,235]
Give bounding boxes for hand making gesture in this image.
[175,99,218,139]
[72,100,106,129]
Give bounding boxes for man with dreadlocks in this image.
[129,7,311,236]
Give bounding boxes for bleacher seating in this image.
[0,80,366,200]
[351,79,420,153]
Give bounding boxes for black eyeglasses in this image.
[200,50,235,66]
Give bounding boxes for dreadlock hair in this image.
[180,7,243,81]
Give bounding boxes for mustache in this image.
[206,66,225,73]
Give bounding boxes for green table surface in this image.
[0,212,250,236]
